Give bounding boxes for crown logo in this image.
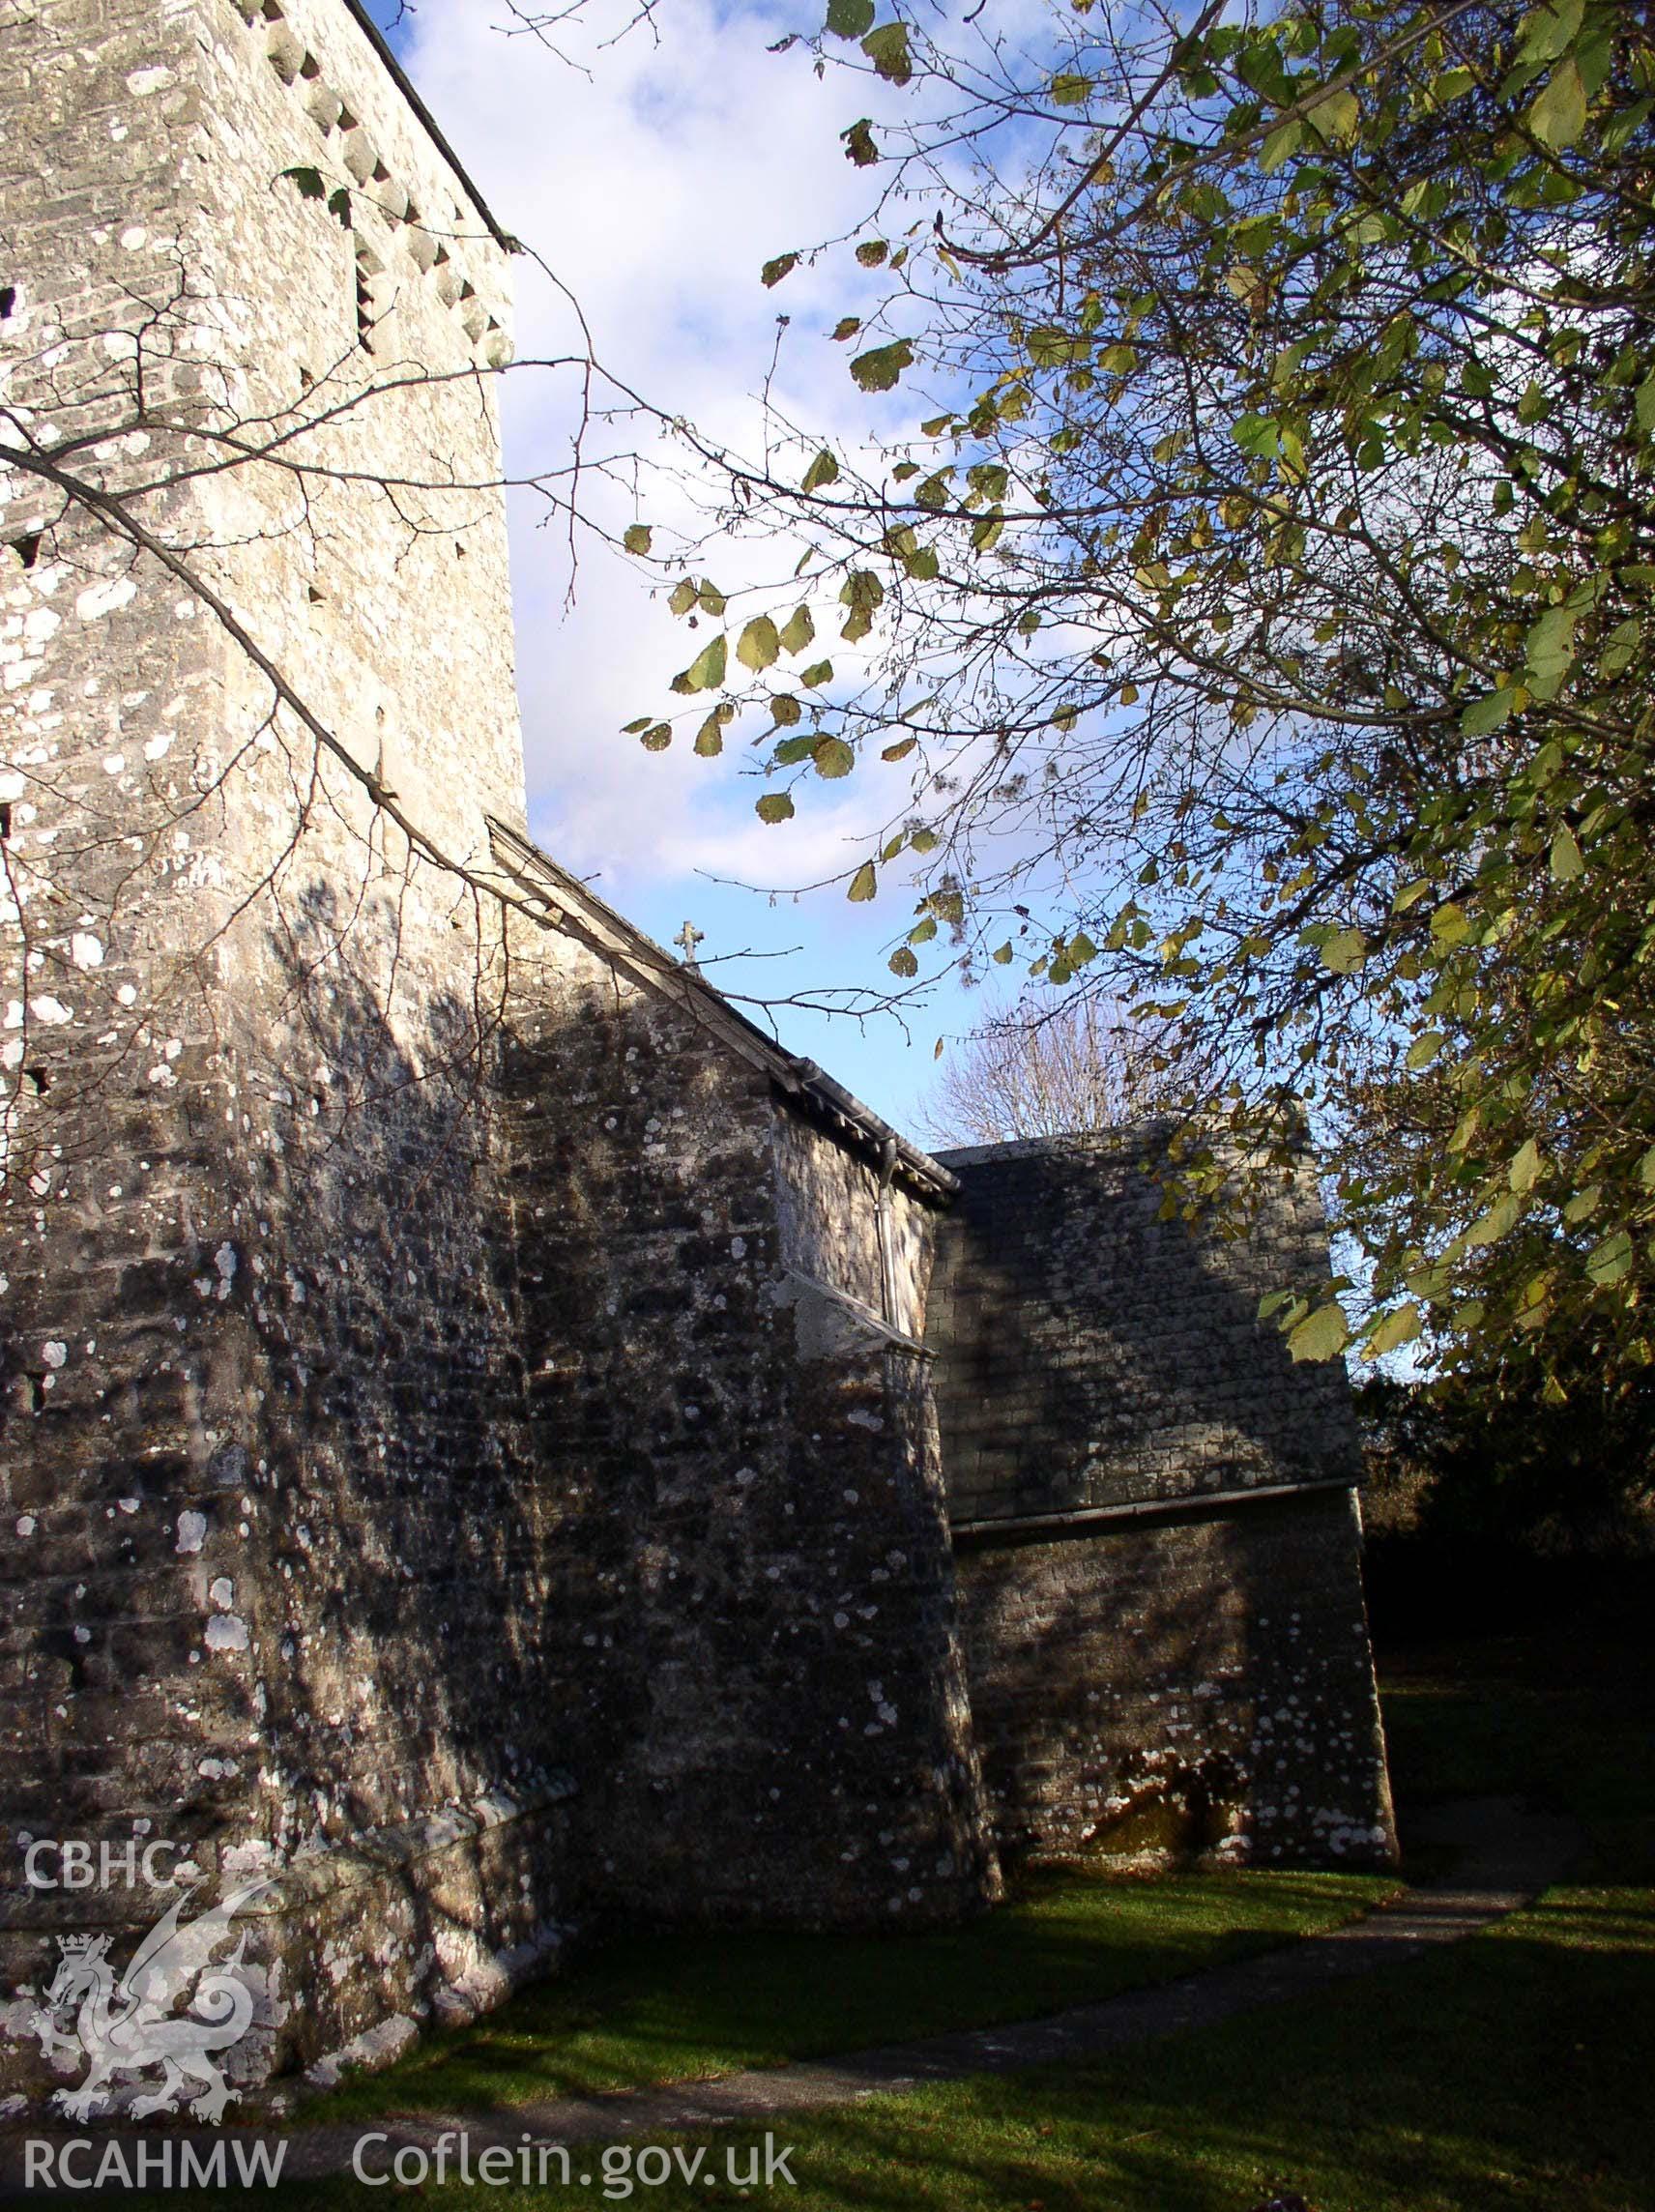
[56,1932,110,1962]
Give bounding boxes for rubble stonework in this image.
[931,1136,1396,1867]
[0,0,1391,2110]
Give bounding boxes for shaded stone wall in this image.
[0,0,573,2094]
[931,1130,1361,1524]
[928,1132,1395,1870]
[953,1490,1395,1867]
[499,933,996,1931]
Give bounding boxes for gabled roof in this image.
[487,819,958,1202]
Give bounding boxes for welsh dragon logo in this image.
[26,1882,269,2124]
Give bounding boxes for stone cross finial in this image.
[675,920,706,969]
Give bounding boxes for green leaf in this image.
[831,317,863,342]
[1260,118,1302,172]
[888,945,918,977]
[737,616,780,673]
[1367,1302,1422,1357]
[1321,927,1368,975]
[1287,1302,1350,1362]
[826,0,875,35]
[813,736,855,779]
[761,252,799,289]
[1509,1137,1543,1194]
[1549,826,1584,882]
[668,579,698,617]
[1407,1030,1447,1070]
[1305,88,1360,145]
[801,449,840,493]
[1466,1191,1522,1247]
[693,711,727,757]
[770,694,802,727]
[851,339,915,393]
[623,523,653,556]
[992,942,1013,964]
[637,723,672,752]
[670,635,727,695]
[756,792,796,824]
[847,860,879,902]
[1461,687,1515,735]
[1636,375,1655,435]
[1586,1228,1633,1286]
[1524,605,1577,697]
[1518,0,1584,66]
[860,20,912,84]
[799,659,834,688]
[856,239,889,268]
[1527,57,1587,150]
[778,606,816,655]
[840,570,885,612]
[1049,72,1091,106]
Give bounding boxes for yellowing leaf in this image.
[1509,1138,1542,1193]
[888,945,918,977]
[847,860,878,902]
[737,616,780,673]
[1586,1227,1633,1286]
[1466,1191,1521,1247]
[623,523,653,556]
[1287,1302,1350,1362]
[860,19,912,85]
[813,736,855,778]
[851,338,914,393]
[769,694,802,727]
[1549,826,1584,881]
[761,251,799,288]
[779,606,816,655]
[755,792,795,824]
[1407,1030,1447,1070]
[1306,88,1360,145]
[670,634,726,695]
[1367,1302,1422,1357]
[1528,57,1587,150]
[882,736,917,762]
[1321,927,1368,975]
[801,449,840,493]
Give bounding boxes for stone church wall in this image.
[499,932,996,1931]
[929,1134,1395,1869]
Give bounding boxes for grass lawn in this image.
[108,1615,1655,2209]
[302,1862,1387,2122]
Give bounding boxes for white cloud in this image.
[386,0,985,1121]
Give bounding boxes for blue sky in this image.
[358,0,996,1135]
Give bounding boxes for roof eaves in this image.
[486,818,958,1202]
[340,0,516,254]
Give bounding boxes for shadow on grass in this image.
[300,1865,1385,2125]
